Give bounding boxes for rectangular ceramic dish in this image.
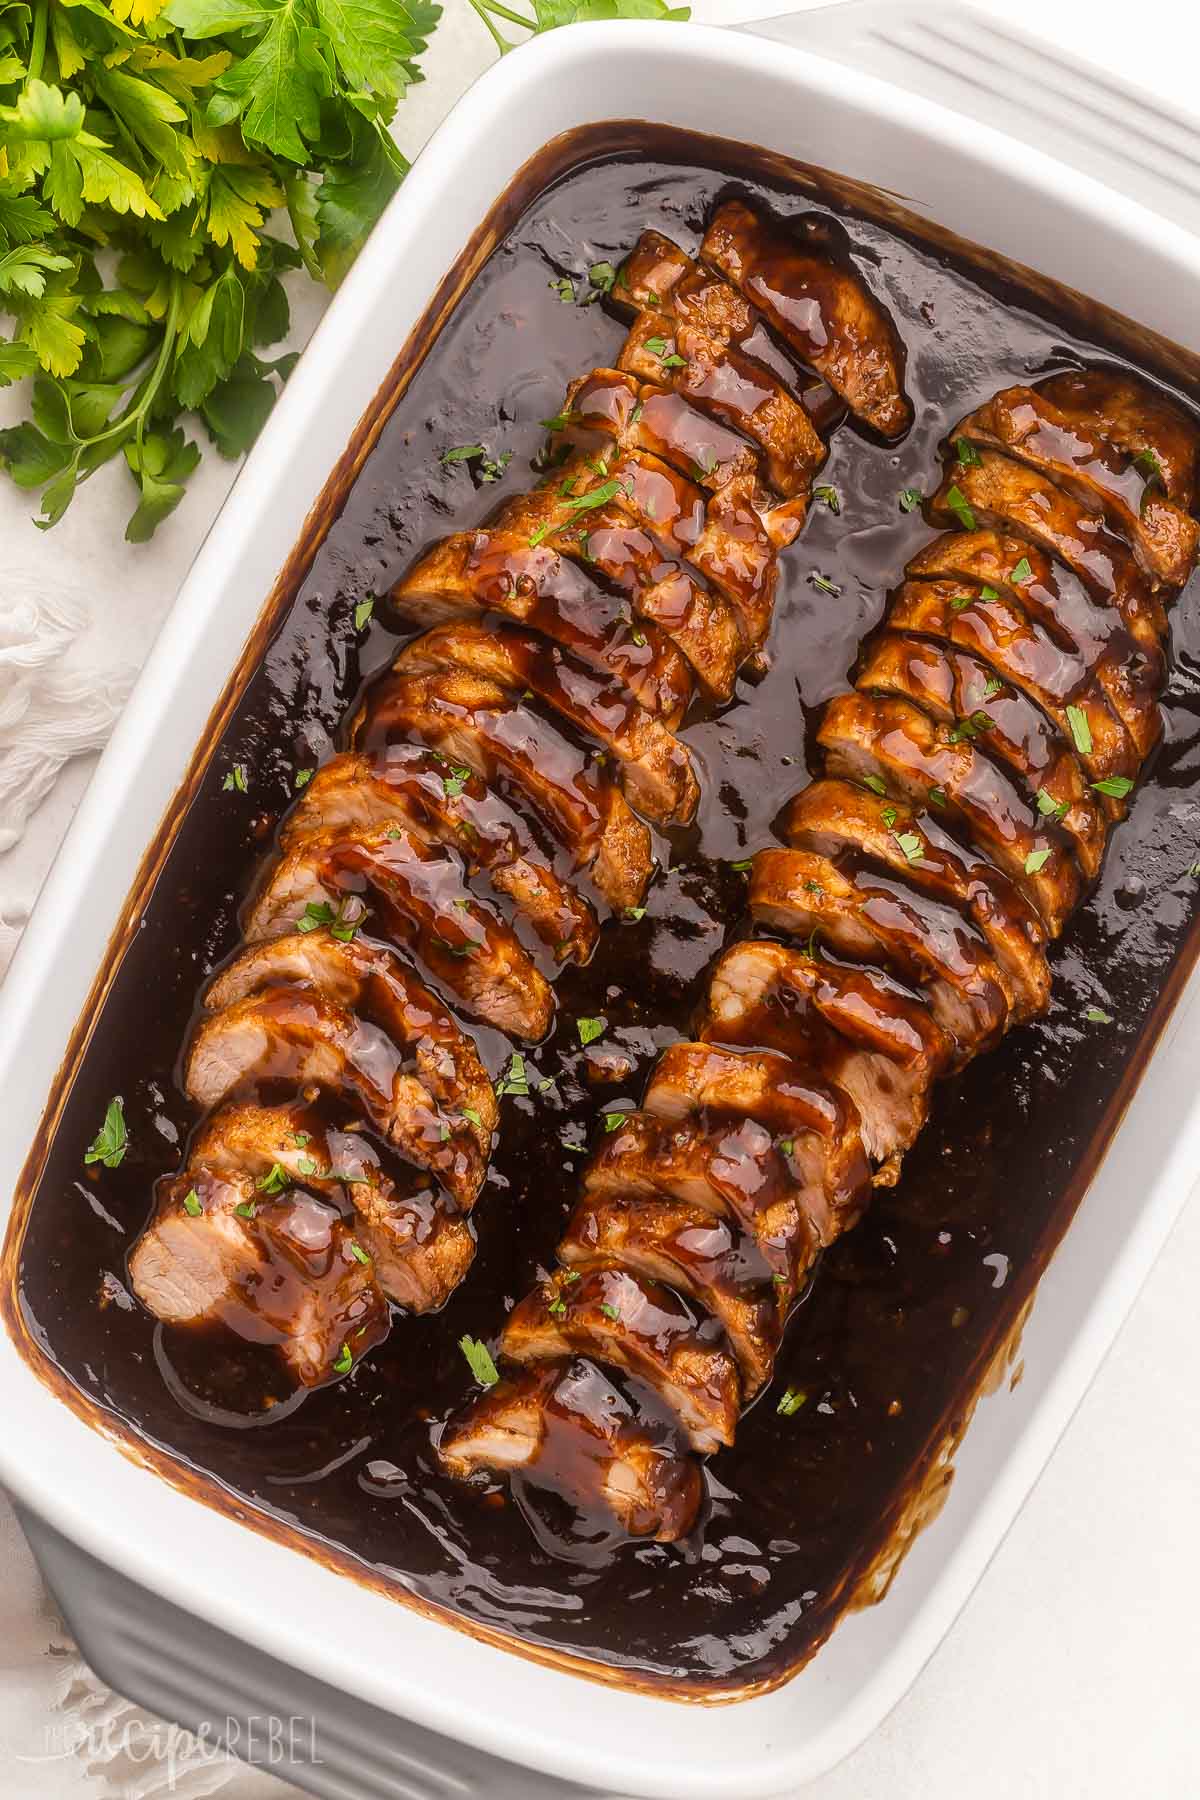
[3,7,1199,1795]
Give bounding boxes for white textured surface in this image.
[0,2,1196,1795]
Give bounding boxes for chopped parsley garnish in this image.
[954,437,982,467]
[297,896,367,944]
[1036,789,1069,822]
[978,584,1000,602]
[810,571,841,596]
[777,1386,808,1416]
[929,786,947,808]
[631,627,647,646]
[899,487,923,513]
[588,261,617,293]
[625,906,647,921]
[294,768,314,790]
[296,1154,319,1178]
[881,806,898,829]
[333,1344,353,1375]
[1011,556,1034,585]
[548,276,575,304]
[354,598,374,631]
[540,411,575,433]
[348,1241,371,1267]
[1065,704,1094,756]
[222,764,248,793]
[1189,861,1200,879]
[459,1335,499,1388]
[183,1188,203,1217]
[441,443,486,463]
[460,1107,484,1131]
[234,1200,257,1219]
[948,593,976,612]
[563,478,624,517]
[85,1097,128,1170]
[629,400,645,427]
[436,935,482,960]
[547,1295,567,1317]
[1134,448,1162,482]
[441,764,473,800]
[983,676,1004,698]
[1024,847,1052,874]
[1091,775,1134,799]
[947,709,994,743]
[778,1138,795,1156]
[297,900,336,934]
[861,775,887,796]
[894,831,924,863]
[256,1162,289,1195]
[479,452,513,483]
[599,1302,621,1323]
[813,484,841,514]
[602,1112,628,1132]
[577,1016,607,1047]
[944,484,977,531]
[495,1053,530,1098]
[290,1132,311,1148]
[642,333,672,357]
[1083,1005,1113,1024]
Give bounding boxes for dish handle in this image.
[738,0,1200,239]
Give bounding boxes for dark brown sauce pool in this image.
[12,137,1200,1697]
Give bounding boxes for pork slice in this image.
[279,748,598,965]
[780,777,1050,1021]
[389,530,693,725]
[393,619,699,826]
[438,1359,703,1543]
[953,387,1198,587]
[1037,368,1200,512]
[701,199,912,439]
[560,1192,783,1398]
[500,1264,741,1454]
[243,820,554,1040]
[816,689,1080,933]
[128,1169,389,1387]
[205,927,497,1140]
[354,669,654,914]
[186,987,487,1207]
[855,633,1107,880]
[189,1103,476,1311]
[748,845,1009,1062]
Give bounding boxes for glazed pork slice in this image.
[186,987,488,1206]
[855,633,1107,880]
[1036,368,1200,512]
[748,846,1009,1061]
[929,451,1168,640]
[560,1192,784,1398]
[886,579,1144,786]
[191,1103,476,1311]
[392,620,699,826]
[438,1360,703,1543]
[280,749,598,966]
[699,937,951,1170]
[700,199,912,439]
[617,309,825,499]
[952,386,1199,586]
[643,1041,871,1241]
[205,928,497,1143]
[356,669,654,915]
[500,1264,741,1454]
[817,690,1081,932]
[244,822,554,1040]
[906,530,1162,764]
[583,1110,819,1293]
[781,778,1050,1022]
[389,531,693,725]
[129,1168,389,1387]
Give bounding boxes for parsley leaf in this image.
[576,1016,606,1047]
[459,1334,499,1387]
[85,1097,128,1169]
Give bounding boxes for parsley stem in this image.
[480,0,538,27]
[25,0,47,84]
[75,276,183,466]
[466,0,515,53]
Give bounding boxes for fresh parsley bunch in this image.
[0,0,686,541]
[0,0,439,538]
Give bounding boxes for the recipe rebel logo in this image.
[9,1710,324,1790]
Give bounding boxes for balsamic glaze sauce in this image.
[12,140,1200,1695]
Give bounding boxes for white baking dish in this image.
[2,7,1199,1796]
